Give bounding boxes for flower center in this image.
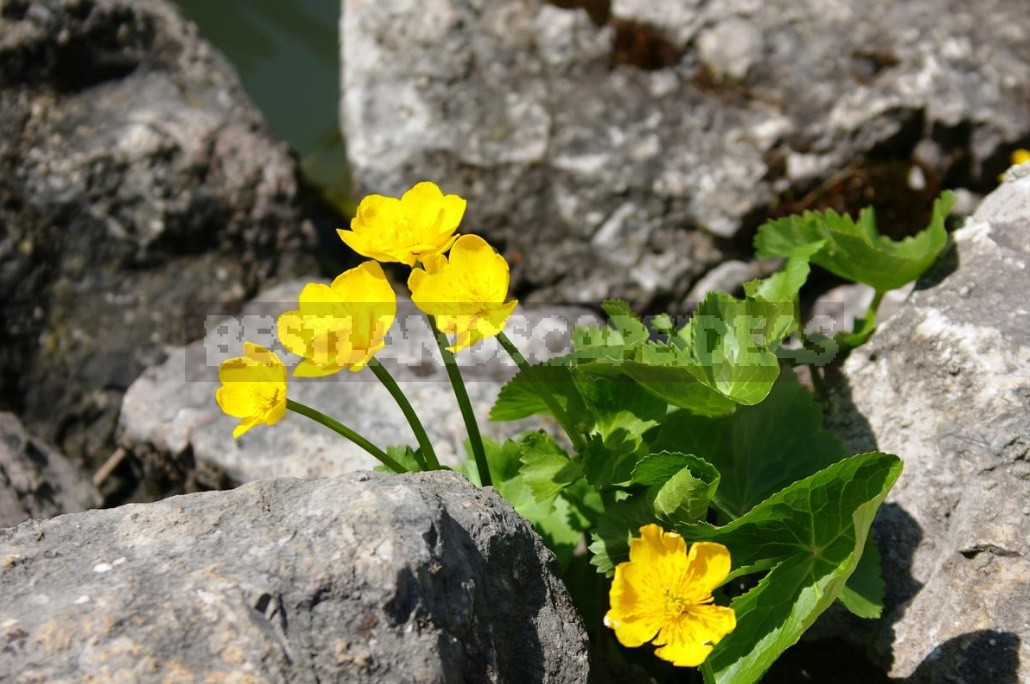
[663,589,712,617]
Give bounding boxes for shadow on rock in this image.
[821,367,926,673]
[903,630,1021,684]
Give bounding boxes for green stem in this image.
[428,320,492,487]
[368,358,440,471]
[496,331,586,453]
[867,289,886,321]
[286,399,404,473]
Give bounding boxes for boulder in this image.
[826,170,1030,680]
[0,470,589,682]
[0,0,317,480]
[0,412,100,528]
[118,279,601,489]
[341,0,1030,306]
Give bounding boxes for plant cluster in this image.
[215,179,955,683]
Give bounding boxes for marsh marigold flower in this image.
[338,181,466,266]
[604,524,736,667]
[408,234,517,352]
[1014,149,1030,167]
[215,342,288,439]
[277,261,397,376]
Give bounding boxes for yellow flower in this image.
[277,261,397,376]
[1014,149,1030,166]
[338,181,466,266]
[408,234,518,353]
[215,342,288,439]
[604,524,736,668]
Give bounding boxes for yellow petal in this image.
[446,328,479,353]
[681,541,733,597]
[351,193,401,235]
[215,383,261,418]
[421,253,448,274]
[606,564,664,647]
[331,261,396,307]
[264,395,288,426]
[414,233,459,262]
[293,358,344,378]
[408,266,428,293]
[630,524,687,564]
[447,234,511,301]
[435,194,467,236]
[337,228,393,262]
[475,300,517,338]
[232,416,261,439]
[653,604,736,667]
[652,620,716,667]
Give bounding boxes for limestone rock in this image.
[826,171,1030,680]
[118,280,601,489]
[0,470,590,682]
[0,412,100,528]
[341,0,1030,306]
[0,0,317,477]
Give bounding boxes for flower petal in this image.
[293,358,344,378]
[232,415,261,439]
[681,541,733,597]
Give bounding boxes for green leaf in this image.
[582,411,656,489]
[587,496,657,576]
[518,431,583,504]
[650,313,676,335]
[571,370,667,424]
[655,375,845,518]
[601,299,651,346]
[585,358,737,416]
[688,452,903,684]
[837,536,885,619]
[742,250,816,344]
[681,292,782,405]
[490,360,589,425]
[477,438,585,568]
[632,451,717,486]
[374,446,424,473]
[754,191,954,291]
[650,457,721,524]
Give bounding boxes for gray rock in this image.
[0,0,317,478]
[825,174,1030,679]
[0,470,590,682]
[341,0,1030,306]
[118,280,601,489]
[684,258,780,304]
[807,283,914,339]
[0,412,100,528]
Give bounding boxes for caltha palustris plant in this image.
[215,179,957,683]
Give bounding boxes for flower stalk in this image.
[368,358,440,470]
[496,331,586,453]
[286,399,405,473]
[429,319,491,487]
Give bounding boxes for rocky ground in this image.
[1,0,1029,680]
[342,0,1030,307]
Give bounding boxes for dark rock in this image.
[341,0,1030,306]
[0,0,317,479]
[0,470,589,682]
[0,411,100,528]
[825,171,1030,680]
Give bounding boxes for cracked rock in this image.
[341,0,1030,307]
[825,172,1030,680]
[0,0,317,479]
[0,470,589,682]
